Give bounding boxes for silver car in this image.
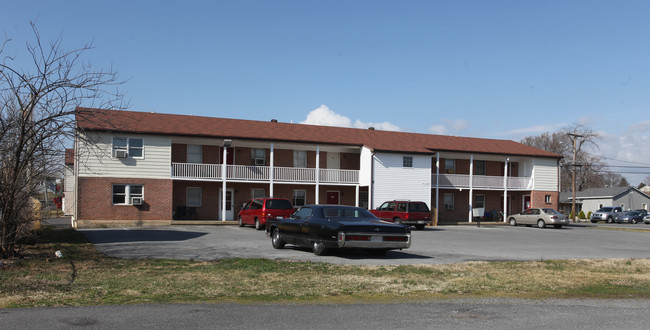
[508,208,570,229]
[644,214,650,225]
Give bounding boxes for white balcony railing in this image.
[433,173,532,190]
[171,163,359,185]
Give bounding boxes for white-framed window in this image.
[444,159,455,174]
[643,203,648,211]
[475,194,485,208]
[251,188,265,199]
[403,156,413,168]
[293,150,307,168]
[545,195,552,204]
[252,149,265,165]
[444,193,455,210]
[293,189,306,207]
[474,160,486,175]
[113,137,144,158]
[112,184,144,205]
[187,145,202,163]
[186,187,202,207]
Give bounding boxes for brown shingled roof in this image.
[76,108,562,158]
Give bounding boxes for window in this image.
[112,184,144,205]
[293,189,306,207]
[474,160,486,175]
[252,149,265,165]
[396,203,407,212]
[403,156,413,168]
[293,150,307,168]
[545,195,552,204]
[444,159,455,174]
[113,137,144,158]
[475,194,485,208]
[444,193,455,210]
[186,187,202,207]
[251,188,265,199]
[187,145,202,163]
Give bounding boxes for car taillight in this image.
[384,236,408,242]
[338,232,345,243]
[346,235,371,241]
[550,216,558,220]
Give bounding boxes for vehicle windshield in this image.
[542,209,561,215]
[265,199,293,209]
[409,202,430,212]
[321,207,376,220]
[597,207,613,212]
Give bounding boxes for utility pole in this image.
[567,133,584,222]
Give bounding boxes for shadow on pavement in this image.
[80,229,208,244]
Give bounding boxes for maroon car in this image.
[238,198,294,230]
[370,200,432,230]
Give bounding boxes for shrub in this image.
[578,210,586,219]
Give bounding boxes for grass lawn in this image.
[1,228,649,308]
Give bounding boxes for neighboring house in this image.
[68,108,563,228]
[559,187,650,215]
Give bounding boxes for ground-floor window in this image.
[251,188,265,199]
[444,193,455,210]
[293,189,306,207]
[545,194,552,204]
[475,194,485,208]
[186,187,202,207]
[112,184,144,205]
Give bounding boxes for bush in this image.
[587,211,592,219]
[578,210,586,219]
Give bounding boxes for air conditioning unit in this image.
[114,149,128,158]
[131,197,143,206]
[254,158,265,166]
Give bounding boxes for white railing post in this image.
[468,155,474,222]
[315,145,320,204]
[270,143,274,197]
[503,157,509,222]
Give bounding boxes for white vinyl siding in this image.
[372,152,431,210]
[77,132,171,179]
[359,147,373,186]
[532,158,558,191]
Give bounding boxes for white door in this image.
[326,152,341,182]
[219,188,235,220]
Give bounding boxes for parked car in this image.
[590,206,623,223]
[614,211,644,224]
[634,209,648,217]
[265,205,411,256]
[238,198,294,230]
[370,200,432,230]
[644,214,650,225]
[507,208,570,228]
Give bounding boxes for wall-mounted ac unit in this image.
[254,158,265,166]
[131,197,143,206]
[114,149,128,158]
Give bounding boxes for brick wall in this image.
[531,190,559,210]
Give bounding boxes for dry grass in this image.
[1,229,649,308]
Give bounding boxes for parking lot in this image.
[79,222,650,265]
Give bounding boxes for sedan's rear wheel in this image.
[632,219,638,224]
[554,225,562,229]
[537,219,546,228]
[606,217,613,223]
[313,241,327,256]
[271,228,285,249]
[238,216,244,227]
[255,218,263,230]
[509,218,517,226]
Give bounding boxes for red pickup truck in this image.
[370,200,432,230]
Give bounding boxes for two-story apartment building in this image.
[67,108,562,228]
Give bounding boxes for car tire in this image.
[590,220,597,223]
[509,218,517,226]
[554,225,562,229]
[415,224,425,230]
[632,219,638,224]
[255,218,263,231]
[238,216,244,227]
[271,228,285,249]
[313,241,327,256]
[393,217,402,224]
[606,217,613,223]
[537,219,546,228]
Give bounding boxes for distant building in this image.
[559,187,650,215]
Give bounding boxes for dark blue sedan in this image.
[614,211,644,224]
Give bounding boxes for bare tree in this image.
[0,22,125,258]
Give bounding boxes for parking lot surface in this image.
[80,223,650,265]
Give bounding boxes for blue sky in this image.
[4,1,650,183]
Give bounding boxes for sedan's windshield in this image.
[322,207,376,219]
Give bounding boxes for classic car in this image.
[507,208,570,228]
[265,205,411,256]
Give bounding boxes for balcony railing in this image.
[172,163,359,185]
[433,173,532,190]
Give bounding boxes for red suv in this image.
[238,198,294,230]
[370,200,432,230]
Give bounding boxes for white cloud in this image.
[300,105,401,131]
[428,124,448,135]
[428,119,469,136]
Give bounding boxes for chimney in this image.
[271,119,278,123]
[368,127,375,130]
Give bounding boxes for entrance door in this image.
[523,195,531,210]
[326,191,340,205]
[219,188,234,220]
[327,152,340,169]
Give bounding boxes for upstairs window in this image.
[187,145,202,163]
[252,149,266,166]
[113,137,144,159]
[403,156,413,168]
[444,159,455,174]
[474,160,486,175]
[293,151,307,168]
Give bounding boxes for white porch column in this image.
[503,157,509,222]
[468,154,474,222]
[435,153,440,225]
[315,145,320,204]
[269,143,274,197]
[355,185,359,207]
[221,145,228,221]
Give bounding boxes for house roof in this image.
[560,186,650,203]
[75,108,563,158]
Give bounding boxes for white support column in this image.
[503,157,509,222]
[468,154,474,223]
[269,143,274,197]
[222,146,227,221]
[355,185,359,207]
[435,153,440,225]
[315,145,320,205]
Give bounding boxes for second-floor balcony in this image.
[172,163,359,185]
[433,173,532,191]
